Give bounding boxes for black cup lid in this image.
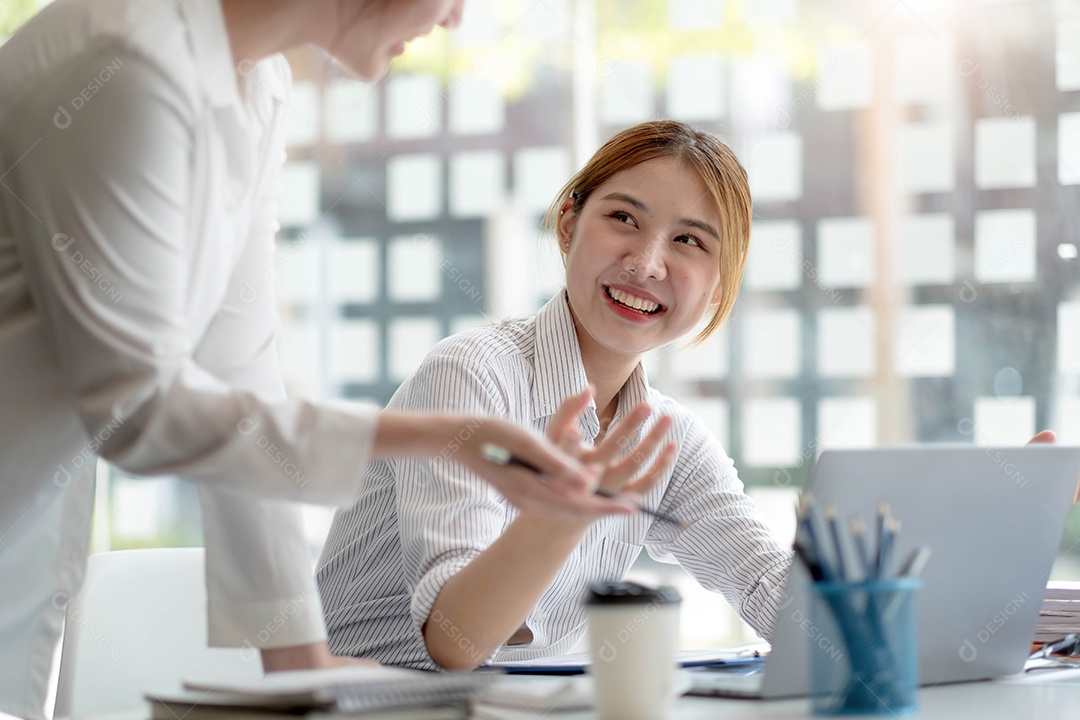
[584,581,681,606]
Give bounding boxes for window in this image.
[12,0,1077,650]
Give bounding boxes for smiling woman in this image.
[314,120,792,672]
[546,121,752,346]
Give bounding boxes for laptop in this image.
[689,444,1080,699]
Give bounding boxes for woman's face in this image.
[330,0,465,81]
[558,156,724,364]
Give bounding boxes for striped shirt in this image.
[316,291,792,668]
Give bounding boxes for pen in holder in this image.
[796,496,928,715]
[808,578,921,716]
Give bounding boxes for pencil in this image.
[894,540,928,579]
[850,516,871,581]
[480,443,689,529]
[874,501,889,579]
[793,539,827,582]
[878,518,900,579]
[593,488,689,530]
[797,492,835,580]
[480,442,543,473]
[825,506,847,581]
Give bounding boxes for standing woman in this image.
[0,1,631,716]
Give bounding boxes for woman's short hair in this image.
[543,120,752,344]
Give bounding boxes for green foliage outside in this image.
[390,0,852,97]
[0,0,38,39]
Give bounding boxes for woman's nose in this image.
[623,238,666,279]
[440,1,465,29]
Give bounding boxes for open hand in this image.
[542,387,676,521]
[451,415,642,522]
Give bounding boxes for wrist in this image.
[260,641,335,672]
[514,512,592,542]
[375,411,457,459]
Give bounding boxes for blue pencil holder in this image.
[808,578,921,716]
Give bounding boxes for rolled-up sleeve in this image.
[644,416,792,639]
[390,354,512,641]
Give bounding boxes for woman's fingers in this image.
[591,403,652,466]
[481,466,633,521]
[558,423,583,455]
[622,442,678,500]
[546,387,593,448]
[599,415,675,492]
[463,418,637,521]
[505,465,637,520]
[453,407,681,524]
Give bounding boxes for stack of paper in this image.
[146,666,494,720]
[1035,581,1080,643]
[472,673,694,720]
[472,676,595,719]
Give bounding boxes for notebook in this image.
[147,693,467,720]
[688,445,1080,699]
[154,666,494,716]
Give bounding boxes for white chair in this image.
[54,548,261,716]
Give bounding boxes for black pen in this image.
[481,442,688,529]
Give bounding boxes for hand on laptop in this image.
[1025,431,1079,503]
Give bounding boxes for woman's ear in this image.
[709,281,724,306]
[556,200,577,251]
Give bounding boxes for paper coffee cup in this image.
[585,581,681,720]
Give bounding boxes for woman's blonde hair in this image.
[542,120,752,344]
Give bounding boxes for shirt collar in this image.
[181,0,285,110]
[532,290,653,437]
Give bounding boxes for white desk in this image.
[485,669,1080,719]
[674,673,1080,719]
[69,670,1080,720]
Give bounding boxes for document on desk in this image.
[488,644,768,674]
[1036,581,1080,642]
[175,665,495,713]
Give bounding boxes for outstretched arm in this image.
[423,389,674,669]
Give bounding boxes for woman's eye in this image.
[609,211,636,226]
[675,234,703,248]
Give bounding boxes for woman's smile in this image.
[602,284,666,321]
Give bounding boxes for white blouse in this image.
[0,0,377,715]
[317,292,791,669]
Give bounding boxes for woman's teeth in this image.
[606,287,660,314]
